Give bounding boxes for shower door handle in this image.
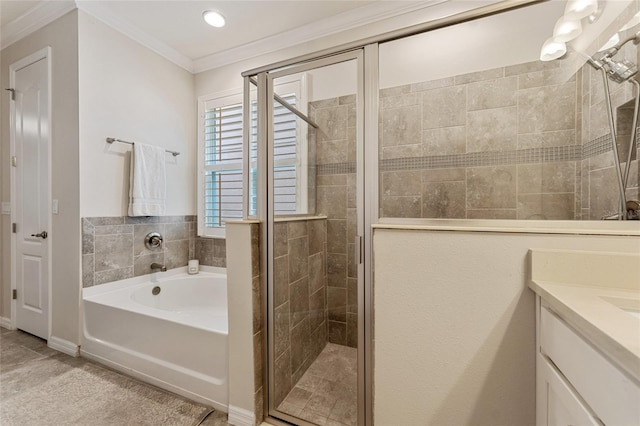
[355,235,363,265]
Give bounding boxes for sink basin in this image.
[601,296,640,320]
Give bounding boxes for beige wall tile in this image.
[422,168,466,182]
[518,81,576,133]
[382,144,422,159]
[517,130,576,149]
[380,195,421,218]
[381,171,422,197]
[315,106,348,143]
[467,166,517,209]
[466,76,517,111]
[467,106,517,152]
[421,181,466,218]
[518,69,575,90]
[422,126,466,156]
[422,86,466,129]
[410,77,454,92]
[381,105,422,147]
[455,67,503,85]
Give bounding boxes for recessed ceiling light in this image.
[203,10,226,28]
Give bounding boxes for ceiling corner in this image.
[1,1,77,51]
[75,1,195,73]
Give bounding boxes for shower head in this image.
[602,30,640,57]
[603,57,638,83]
[594,30,640,83]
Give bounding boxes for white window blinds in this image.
[200,89,305,237]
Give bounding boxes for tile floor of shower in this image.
[277,343,357,426]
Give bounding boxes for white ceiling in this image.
[85,1,377,61]
[0,0,428,72]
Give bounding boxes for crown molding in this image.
[1,1,77,50]
[192,0,442,74]
[75,1,194,73]
[1,0,445,74]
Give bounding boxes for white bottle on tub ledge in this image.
[188,259,199,275]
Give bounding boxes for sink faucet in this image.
[150,263,167,272]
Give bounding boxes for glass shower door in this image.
[262,51,364,426]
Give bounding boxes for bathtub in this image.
[81,266,228,411]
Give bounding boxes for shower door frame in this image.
[253,48,373,426]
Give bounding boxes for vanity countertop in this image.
[528,249,640,383]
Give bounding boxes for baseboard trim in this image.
[48,335,80,357]
[0,316,15,330]
[227,405,254,426]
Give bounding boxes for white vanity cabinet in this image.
[536,301,640,426]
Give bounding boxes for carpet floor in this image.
[0,327,229,426]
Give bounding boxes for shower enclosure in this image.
[244,1,640,425]
[248,52,366,426]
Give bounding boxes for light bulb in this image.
[598,33,620,52]
[564,0,598,20]
[553,17,582,42]
[203,10,226,28]
[540,37,567,62]
[620,12,640,31]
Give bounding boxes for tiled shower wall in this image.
[82,215,226,287]
[249,223,264,426]
[379,60,584,220]
[273,218,328,406]
[310,96,358,348]
[375,57,638,220]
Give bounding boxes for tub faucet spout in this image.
[151,263,167,272]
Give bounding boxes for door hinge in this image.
[11,156,17,167]
[12,223,17,233]
[12,289,17,300]
[5,88,15,101]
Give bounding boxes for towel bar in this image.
[106,137,180,156]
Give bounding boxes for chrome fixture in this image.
[145,232,163,250]
[106,137,180,157]
[152,286,161,295]
[579,31,640,219]
[150,263,167,272]
[626,200,640,220]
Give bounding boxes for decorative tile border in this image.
[315,132,636,175]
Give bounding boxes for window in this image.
[198,78,307,237]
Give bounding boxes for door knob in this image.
[31,231,48,239]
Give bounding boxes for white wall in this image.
[1,10,81,343]
[373,228,640,425]
[78,11,196,217]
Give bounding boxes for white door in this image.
[12,49,51,340]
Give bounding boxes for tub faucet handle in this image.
[151,263,167,272]
[145,232,163,250]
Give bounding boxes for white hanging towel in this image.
[128,142,166,216]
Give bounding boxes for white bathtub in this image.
[81,266,228,411]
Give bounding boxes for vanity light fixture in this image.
[540,37,567,61]
[553,16,582,42]
[564,0,598,20]
[203,10,226,28]
[620,11,640,31]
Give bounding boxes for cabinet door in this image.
[538,356,601,426]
